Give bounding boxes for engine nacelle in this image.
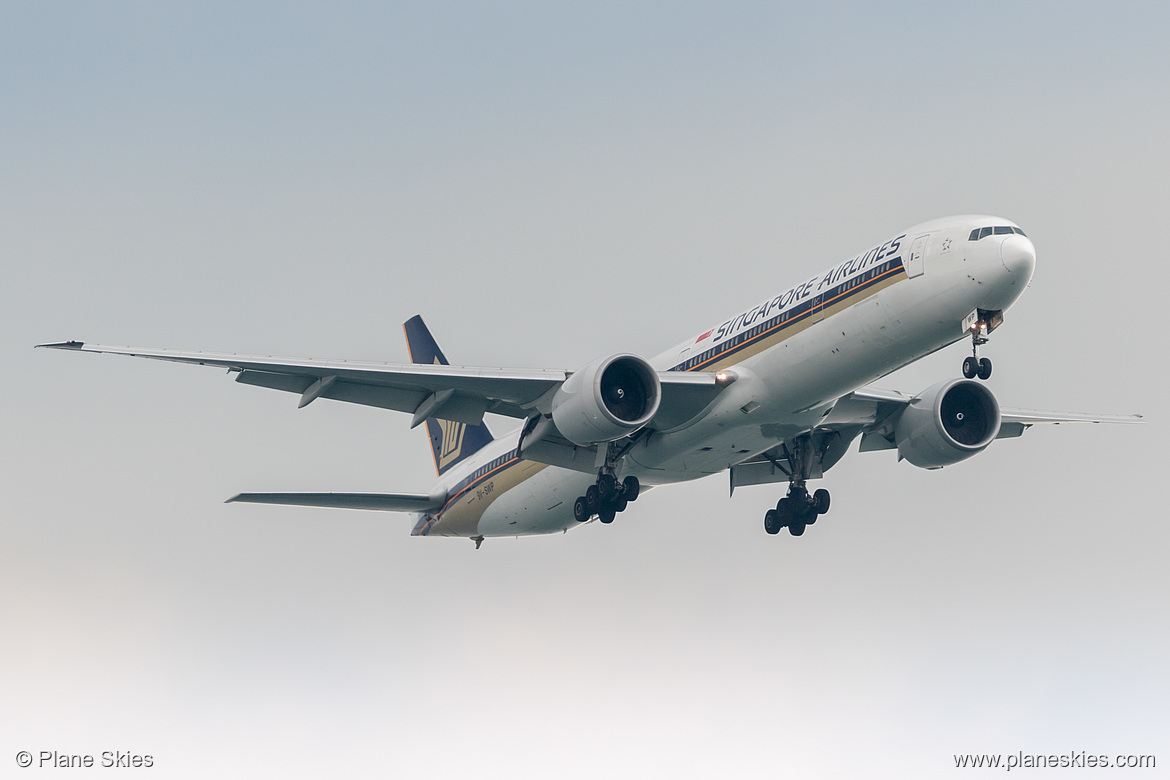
[551,354,661,446]
[895,379,1001,469]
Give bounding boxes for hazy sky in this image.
[3,3,1166,777]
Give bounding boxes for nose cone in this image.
[1000,234,1036,282]
[971,233,1036,311]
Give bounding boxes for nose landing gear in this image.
[961,310,1002,380]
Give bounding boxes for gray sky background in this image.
[2,3,1166,777]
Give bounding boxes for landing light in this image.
[715,371,738,388]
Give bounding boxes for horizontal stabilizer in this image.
[226,492,445,512]
[999,407,1144,425]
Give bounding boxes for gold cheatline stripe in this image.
[424,457,550,537]
[440,456,519,514]
[689,265,905,372]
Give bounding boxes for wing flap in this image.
[652,372,723,430]
[729,459,791,491]
[234,370,313,395]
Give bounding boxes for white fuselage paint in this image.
[419,215,1036,538]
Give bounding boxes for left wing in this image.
[846,386,1145,446]
[36,341,723,432]
[729,385,1143,492]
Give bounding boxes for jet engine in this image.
[551,354,661,446]
[895,379,1001,469]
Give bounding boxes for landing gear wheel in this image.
[622,475,640,502]
[573,497,589,523]
[962,355,978,379]
[775,497,794,526]
[813,488,830,514]
[780,493,814,535]
[584,485,600,512]
[599,508,616,524]
[598,473,618,501]
[615,497,629,513]
[977,357,992,380]
[764,509,782,535]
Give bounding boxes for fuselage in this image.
[413,215,1037,538]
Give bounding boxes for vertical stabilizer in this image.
[403,315,494,476]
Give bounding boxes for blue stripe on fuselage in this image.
[415,449,524,535]
[674,259,905,372]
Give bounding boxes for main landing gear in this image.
[573,473,640,524]
[763,483,830,537]
[762,434,831,537]
[962,319,993,380]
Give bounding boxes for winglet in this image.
[36,340,85,350]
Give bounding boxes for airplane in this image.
[39,215,1142,547]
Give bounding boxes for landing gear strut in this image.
[574,473,639,524]
[962,320,993,380]
[762,434,831,537]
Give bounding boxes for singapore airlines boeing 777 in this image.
[40,215,1141,546]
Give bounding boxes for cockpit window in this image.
[969,225,1027,240]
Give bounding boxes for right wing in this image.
[37,340,564,423]
[36,340,724,433]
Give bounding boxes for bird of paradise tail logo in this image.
[430,357,466,470]
[437,417,466,469]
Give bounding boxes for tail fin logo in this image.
[433,356,466,470]
[408,317,494,476]
[437,417,466,470]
